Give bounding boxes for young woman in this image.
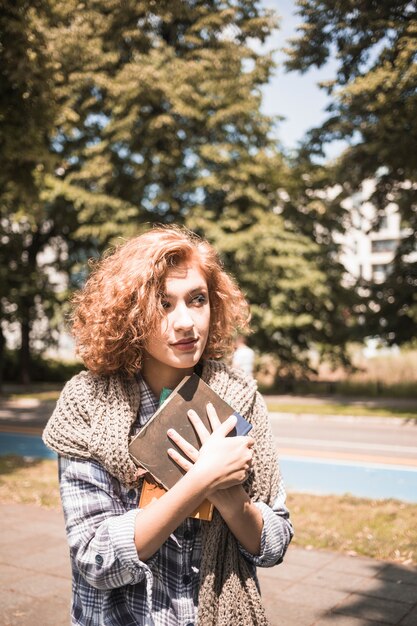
[43,225,293,626]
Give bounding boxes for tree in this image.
[1,0,357,381]
[59,0,356,371]
[1,0,283,381]
[284,0,417,345]
[0,0,127,382]
[190,208,354,375]
[51,1,279,227]
[186,149,359,374]
[0,0,62,383]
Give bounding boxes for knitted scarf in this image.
[43,360,280,625]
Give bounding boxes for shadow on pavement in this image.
[259,545,417,626]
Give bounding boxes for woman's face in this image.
[141,261,211,390]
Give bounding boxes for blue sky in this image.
[260,0,341,155]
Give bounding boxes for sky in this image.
[259,0,343,157]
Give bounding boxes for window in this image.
[376,215,388,231]
[372,263,391,281]
[371,239,398,253]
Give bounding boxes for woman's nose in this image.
[172,304,194,330]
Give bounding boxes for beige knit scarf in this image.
[43,360,280,625]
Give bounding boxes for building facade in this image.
[336,180,416,284]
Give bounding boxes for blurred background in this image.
[0,0,416,394]
[1,0,417,577]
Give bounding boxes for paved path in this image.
[0,503,416,626]
[0,398,56,433]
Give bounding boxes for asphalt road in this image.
[269,412,417,467]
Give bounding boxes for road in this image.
[269,412,417,467]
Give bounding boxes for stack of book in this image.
[129,373,252,521]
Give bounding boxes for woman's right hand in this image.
[167,405,254,494]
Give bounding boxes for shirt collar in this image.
[136,372,159,427]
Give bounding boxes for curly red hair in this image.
[71,225,250,376]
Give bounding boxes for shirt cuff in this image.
[238,501,287,567]
[106,508,156,583]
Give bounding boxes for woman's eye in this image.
[161,300,171,310]
[192,294,207,305]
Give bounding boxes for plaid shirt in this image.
[59,376,293,626]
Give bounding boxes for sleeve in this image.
[238,390,294,567]
[58,455,157,591]
[238,474,294,567]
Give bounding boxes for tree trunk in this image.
[0,323,5,392]
[19,319,32,385]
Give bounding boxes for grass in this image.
[1,455,416,566]
[260,380,417,399]
[0,456,60,508]
[265,401,417,420]
[287,492,417,566]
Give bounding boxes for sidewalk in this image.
[0,503,416,626]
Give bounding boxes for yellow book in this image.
[138,477,214,521]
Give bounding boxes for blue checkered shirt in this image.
[59,376,293,626]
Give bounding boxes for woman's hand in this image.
[167,404,263,557]
[167,402,254,495]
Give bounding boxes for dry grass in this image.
[266,401,417,419]
[0,456,60,508]
[257,348,417,397]
[1,455,416,565]
[349,349,417,385]
[315,348,417,396]
[288,492,417,566]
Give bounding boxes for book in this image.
[129,373,252,493]
[138,477,214,521]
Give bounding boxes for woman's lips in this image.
[171,338,198,351]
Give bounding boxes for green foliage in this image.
[34,0,279,233]
[1,350,82,383]
[188,208,354,372]
[0,0,102,381]
[284,0,417,345]
[1,0,280,381]
[1,0,357,379]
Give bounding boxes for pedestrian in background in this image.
[232,334,256,377]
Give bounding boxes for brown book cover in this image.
[129,373,252,491]
[138,477,214,521]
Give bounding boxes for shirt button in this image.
[95,554,103,566]
[183,530,193,540]
[127,489,136,499]
[182,574,191,585]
